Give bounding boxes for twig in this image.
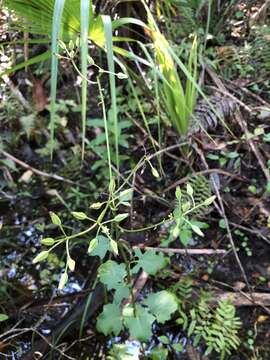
[133,246,227,255]
[235,109,270,183]
[193,143,252,292]
[229,221,270,246]
[0,149,88,189]
[226,80,270,108]
[215,292,270,309]
[0,328,75,360]
[212,280,270,314]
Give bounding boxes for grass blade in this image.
[102,15,119,175]
[80,0,91,160]
[50,0,66,158]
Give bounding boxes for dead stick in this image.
[0,149,88,189]
[235,109,270,183]
[133,246,227,255]
[215,292,270,308]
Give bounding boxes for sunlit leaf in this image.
[131,249,169,275]
[98,260,127,289]
[97,303,123,336]
[144,291,178,324]
[123,304,155,342]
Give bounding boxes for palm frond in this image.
[4,0,105,46]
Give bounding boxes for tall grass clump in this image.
[147,10,198,136]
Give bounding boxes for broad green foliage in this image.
[97,277,178,342]
[123,304,155,342]
[96,303,122,336]
[114,286,130,305]
[143,290,178,324]
[98,260,127,290]
[96,255,177,342]
[88,235,110,259]
[131,249,169,275]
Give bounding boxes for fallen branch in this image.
[235,109,270,183]
[216,292,270,308]
[0,149,88,189]
[133,245,227,255]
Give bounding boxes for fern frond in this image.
[171,276,193,304]
[190,95,237,134]
[178,175,213,217]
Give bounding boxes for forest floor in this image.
[1,1,270,359]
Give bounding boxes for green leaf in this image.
[40,237,55,246]
[224,151,239,159]
[118,189,133,203]
[88,237,99,253]
[149,345,168,360]
[180,229,192,246]
[158,335,170,345]
[50,211,61,225]
[90,202,104,209]
[88,235,110,259]
[0,314,9,322]
[151,167,160,179]
[114,285,130,305]
[219,219,226,229]
[172,343,183,352]
[58,272,68,290]
[190,223,204,237]
[98,260,127,290]
[97,303,123,336]
[33,251,49,264]
[186,183,193,197]
[203,195,216,206]
[123,304,155,342]
[67,257,75,271]
[131,250,169,275]
[144,291,178,324]
[207,154,219,160]
[113,213,129,222]
[116,72,128,79]
[175,186,182,201]
[187,319,196,337]
[110,239,118,255]
[173,225,180,239]
[71,211,88,220]
[248,185,257,194]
